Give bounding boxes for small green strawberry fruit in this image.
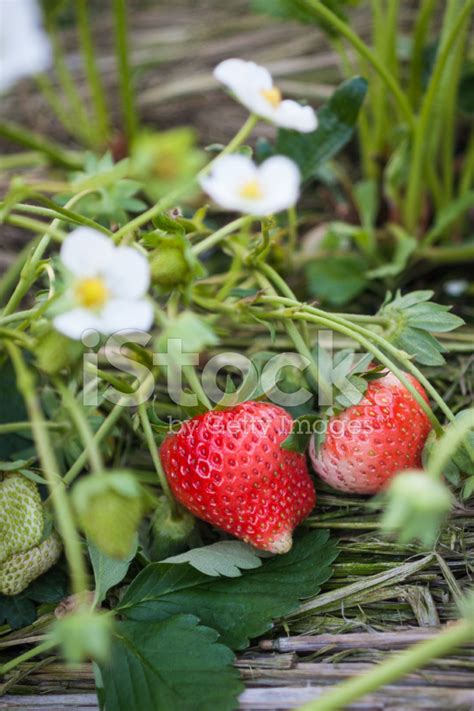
[150,246,190,290]
[0,533,62,596]
[0,473,44,564]
[72,471,143,559]
[380,470,453,546]
[35,328,84,375]
[149,497,195,561]
[53,609,113,663]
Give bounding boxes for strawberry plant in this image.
[0,1,473,710]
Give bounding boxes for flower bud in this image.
[72,471,143,559]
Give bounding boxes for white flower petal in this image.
[0,0,51,94]
[200,155,258,211]
[258,156,301,213]
[60,229,115,277]
[99,299,154,334]
[274,101,317,132]
[53,308,103,341]
[214,58,272,93]
[103,246,150,299]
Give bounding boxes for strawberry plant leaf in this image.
[306,254,368,305]
[98,614,243,711]
[164,540,264,577]
[379,290,464,366]
[276,77,368,180]
[89,537,138,605]
[117,530,338,649]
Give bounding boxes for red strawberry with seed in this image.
[160,401,316,553]
[309,372,432,495]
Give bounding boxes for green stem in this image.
[56,381,104,474]
[138,403,178,514]
[2,190,98,317]
[417,243,474,263]
[460,130,474,197]
[428,409,474,480]
[257,300,444,433]
[192,216,250,256]
[0,420,66,434]
[298,618,474,711]
[47,19,94,146]
[183,366,212,410]
[113,0,138,143]
[407,0,437,106]
[5,344,88,597]
[113,115,259,242]
[0,121,82,169]
[8,197,113,236]
[404,0,474,231]
[295,0,414,128]
[76,0,110,143]
[271,296,456,426]
[62,403,124,487]
[0,639,57,676]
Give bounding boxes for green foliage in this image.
[89,538,138,605]
[98,615,243,711]
[252,0,360,34]
[131,128,205,203]
[306,254,368,305]
[0,567,67,629]
[156,312,219,354]
[0,361,29,460]
[276,77,368,180]
[66,153,146,225]
[164,540,265,577]
[118,530,338,649]
[379,291,464,366]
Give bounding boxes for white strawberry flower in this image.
[0,0,51,94]
[200,154,300,216]
[214,58,317,133]
[53,229,153,340]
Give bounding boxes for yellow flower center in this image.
[239,179,264,200]
[75,277,109,309]
[261,86,282,108]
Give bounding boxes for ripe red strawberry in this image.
[160,401,316,553]
[309,372,432,495]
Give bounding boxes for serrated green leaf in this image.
[98,615,242,711]
[118,530,338,649]
[405,304,464,333]
[277,77,368,180]
[306,254,368,305]
[156,312,219,353]
[0,362,29,460]
[89,537,138,605]
[389,290,434,310]
[164,541,263,577]
[395,327,445,366]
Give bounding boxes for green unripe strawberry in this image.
[0,533,62,596]
[35,328,84,375]
[150,246,190,290]
[0,473,44,563]
[72,471,143,559]
[149,496,195,561]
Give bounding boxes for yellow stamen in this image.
[261,87,282,108]
[75,277,109,309]
[239,179,264,200]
